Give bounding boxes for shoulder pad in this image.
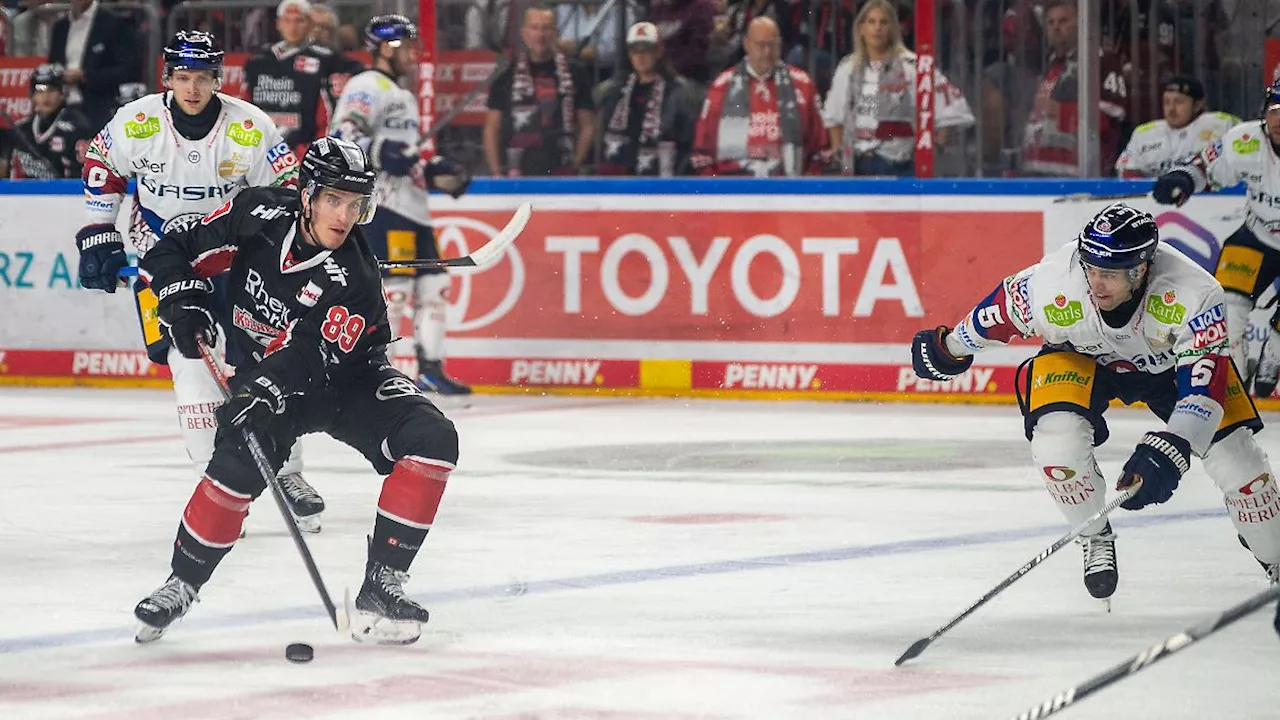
[1134,120,1160,134]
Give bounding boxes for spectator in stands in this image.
[822,0,973,176]
[1115,75,1240,178]
[594,21,700,176]
[978,0,1045,176]
[484,6,596,176]
[48,0,138,130]
[691,16,825,177]
[647,0,717,85]
[721,0,795,74]
[310,3,365,102]
[1020,0,1127,176]
[4,63,95,178]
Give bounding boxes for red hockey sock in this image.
[181,476,252,548]
[377,456,451,529]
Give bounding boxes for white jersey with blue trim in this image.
[328,69,430,226]
[82,91,297,256]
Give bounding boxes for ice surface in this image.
[0,387,1276,719]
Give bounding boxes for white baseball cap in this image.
[626,21,659,46]
[277,0,312,18]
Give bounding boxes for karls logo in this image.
[722,363,819,390]
[897,366,996,392]
[510,359,602,385]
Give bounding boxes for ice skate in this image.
[350,556,429,645]
[416,357,472,395]
[1080,522,1118,608]
[278,473,324,533]
[134,574,199,643]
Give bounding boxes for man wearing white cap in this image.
[595,22,698,176]
[244,0,346,157]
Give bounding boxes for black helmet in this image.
[300,137,378,224]
[29,63,65,94]
[1077,203,1159,270]
[163,30,225,79]
[364,14,418,50]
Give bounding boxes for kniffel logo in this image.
[434,215,526,332]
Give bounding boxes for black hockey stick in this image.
[894,482,1141,666]
[1009,583,1280,720]
[117,202,533,276]
[195,337,347,633]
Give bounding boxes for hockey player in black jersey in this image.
[133,137,459,645]
[4,63,94,179]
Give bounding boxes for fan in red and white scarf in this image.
[508,49,578,166]
[691,18,825,177]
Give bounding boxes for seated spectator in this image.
[595,22,700,176]
[48,0,138,131]
[4,63,95,179]
[691,17,825,177]
[647,0,717,85]
[1020,0,1127,176]
[1115,75,1240,178]
[484,6,596,176]
[822,0,973,177]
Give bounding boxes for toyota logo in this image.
[436,214,525,332]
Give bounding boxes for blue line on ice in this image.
[0,507,1227,654]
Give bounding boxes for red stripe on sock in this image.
[377,457,449,528]
[182,477,251,546]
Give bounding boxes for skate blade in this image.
[349,611,422,645]
[293,514,322,533]
[134,622,167,644]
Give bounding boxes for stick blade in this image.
[894,637,932,666]
[462,201,532,270]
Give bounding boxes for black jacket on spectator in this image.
[2,104,95,179]
[48,7,139,131]
[244,42,346,155]
[593,73,701,175]
[487,57,596,176]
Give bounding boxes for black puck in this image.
[285,642,314,663]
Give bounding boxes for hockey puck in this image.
[285,642,314,663]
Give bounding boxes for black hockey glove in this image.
[1118,431,1191,510]
[912,326,974,381]
[422,155,472,198]
[76,224,128,292]
[155,277,215,360]
[1152,170,1195,207]
[216,372,286,430]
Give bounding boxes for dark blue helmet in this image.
[364,14,417,50]
[29,63,65,94]
[163,30,224,78]
[1077,203,1159,269]
[1265,79,1280,116]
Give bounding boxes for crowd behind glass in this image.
[0,0,1275,179]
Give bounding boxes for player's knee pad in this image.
[168,344,226,473]
[378,456,452,529]
[1030,411,1107,532]
[1204,427,1280,564]
[1020,351,1108,445]
[379,412,459,475]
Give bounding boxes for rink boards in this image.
[0,177,1261,404]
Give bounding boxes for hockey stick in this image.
[1052,191,1151,204]
[117,202,533,276]
[1009,583,1280,720]
[894,481,1141,666]
[195,337,347,633]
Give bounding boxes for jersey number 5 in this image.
[321,305,366,353]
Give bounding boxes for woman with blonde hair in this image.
[821,0,973,176]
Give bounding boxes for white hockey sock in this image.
[413,273,450,362]
[1204,428,1280,565]
[1030,412,1108,535]
[1224,293,1254,378]
[383,276,415,359]
[167,342,225,475]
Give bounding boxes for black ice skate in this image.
[278,473,324,533]
[134,575,199,643]
[416,358,472,395]
[1080,522,1118,605]
[350,557,429,645]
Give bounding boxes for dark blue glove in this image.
[1152,170,1195,207]
[375,139,418,176]
[912,326,974,381]
[216,372,286,430]
[76,224,128,292]
[155,277,215,360]
[423,155,472,198]
[1118,431,1191,510]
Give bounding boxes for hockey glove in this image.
[1152,170,1195,207]
[155,277,215,360]
[422,155,472,198]
[76,224,128,292]
[373,139,420,176]
[216,372,286,430]
[1118,431,1191,510]
[912,326,974,381]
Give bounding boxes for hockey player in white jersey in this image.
[1115,75,1238,178]
[1154,79,1280,397]
[74,30,327,531]
[913,204,1280,601]
[329,14,473,394]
